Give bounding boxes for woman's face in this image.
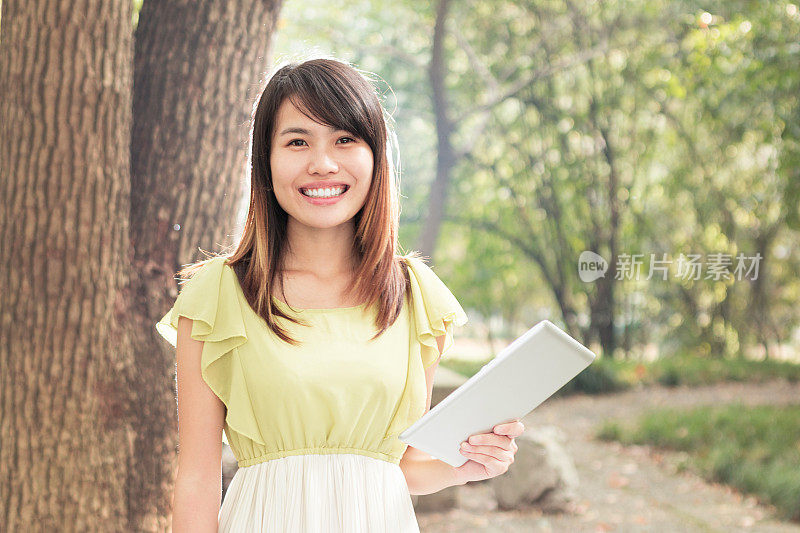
[270,98,374,230]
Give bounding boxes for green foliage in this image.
[440,358,491,379]
[598,404,800,521]
[596,421,624,442]
[648,355,800,387]
[656,366,683,388]
[444,352,800,396]
[556,352,800,389]
[271,0,800,361]
[555,358,629,396]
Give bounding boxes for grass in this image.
[596,404,800,522]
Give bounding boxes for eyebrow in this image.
[278,125,345,137]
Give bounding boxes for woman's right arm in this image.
[172,315,227,532]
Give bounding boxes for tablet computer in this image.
[399,319,597,467]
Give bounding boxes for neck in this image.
[283,218,358,277]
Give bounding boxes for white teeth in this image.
[301,186,346,198]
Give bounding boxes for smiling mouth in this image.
[299,185,350,198]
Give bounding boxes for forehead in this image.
[275,99,332,132]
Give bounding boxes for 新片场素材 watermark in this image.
[578,251,761,282]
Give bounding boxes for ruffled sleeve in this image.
[155,256,266,446]
[404,255,469,369]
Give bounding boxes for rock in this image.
[489,425,579,513]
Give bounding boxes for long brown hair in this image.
[176,57,418,345]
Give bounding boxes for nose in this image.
[308,147,339,175]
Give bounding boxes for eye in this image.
[286,137,356,147]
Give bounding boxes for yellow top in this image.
[155,255,468,467]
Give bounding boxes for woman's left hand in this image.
[452,419,525,484]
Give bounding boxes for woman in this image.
[155,57,524,532]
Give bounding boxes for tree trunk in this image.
[0,0,283,529]
[416,0,455,261]
[130,0,282,530]
[0,1,135,530]
[747,227,779,359]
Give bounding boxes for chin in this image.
[295,215,357,230]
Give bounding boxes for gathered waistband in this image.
[235,446,402,467]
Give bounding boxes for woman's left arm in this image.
[399,335,525,495]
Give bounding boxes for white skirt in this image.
[218,453,420,532]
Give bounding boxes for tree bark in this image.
[0,1,135,530]
[0,0,283,529]
[130,0,282,530]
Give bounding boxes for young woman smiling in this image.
[156,57,523,532]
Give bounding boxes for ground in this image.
[417,379,800,532]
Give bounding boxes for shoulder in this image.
[155,255,244,347]
[399,254,447,290]
[399,254,466,325]
[399,254,468,366]
[177,255,235,291]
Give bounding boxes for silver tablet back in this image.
[399,320,597,467]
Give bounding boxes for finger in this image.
[494,420,525,437]
[461,441,515,461]
[460,447,511,473]
[467,433,514,451]
[493,420,519,434]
